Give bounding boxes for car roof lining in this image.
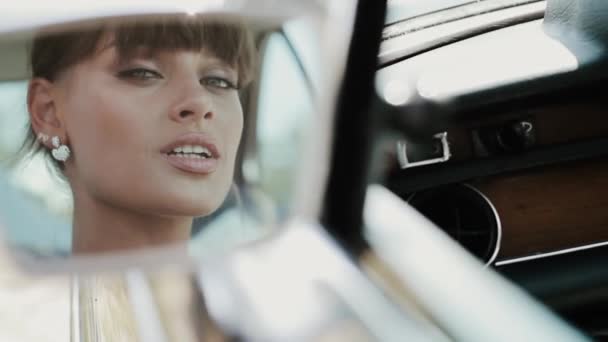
[0,14,278,82]
[378,0,608,134]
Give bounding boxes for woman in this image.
[22,16,256,254]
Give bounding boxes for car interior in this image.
[355,0,608,339]
[0,0,607,340]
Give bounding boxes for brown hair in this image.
[21,15,256,173]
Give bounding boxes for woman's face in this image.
[53,38,244,217]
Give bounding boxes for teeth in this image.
[171,152,208,159]
[172,145,212,157]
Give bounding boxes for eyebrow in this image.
[100,41,238,79]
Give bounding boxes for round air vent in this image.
[408,183,501,265]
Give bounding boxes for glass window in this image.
[252,32,314,219]
[0,82,72,255]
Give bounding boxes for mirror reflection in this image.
[0,14,317,257]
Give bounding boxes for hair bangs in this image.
[32,16,255,86]
[111,18,255,85]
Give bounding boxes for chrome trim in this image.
[396,132,451,169]
[78,277,101,342]
[70,277,80,342]
[463,184,502,267]
[196,221,448,341]
[495,241,608,266]
[125,270,168,342]
[385,0,543,30]
[407,183,502,266]
[380,1,546,66]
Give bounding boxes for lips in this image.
[161,133,220,175]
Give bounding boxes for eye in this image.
[117,68,163,81]
[201,77,238,90]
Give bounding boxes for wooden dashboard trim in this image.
[472,158,608,261]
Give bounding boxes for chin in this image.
[151,180,232,217]
[163,202,220,218]
[165,192,227,217]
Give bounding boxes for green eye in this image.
[118,68,162,80]
[202,77,238,90]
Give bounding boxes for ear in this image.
[27,78,65,147]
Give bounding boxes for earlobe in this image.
[28,78,64,145]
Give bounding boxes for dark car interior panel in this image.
[377,0,608,338]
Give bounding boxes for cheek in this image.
[63,86,156,195]
[219,97,244,158]
[208,98,242,194]
[68,90,144,154]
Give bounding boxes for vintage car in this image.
[374,0,608,339]
[0,0,603,340]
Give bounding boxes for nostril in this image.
[179,110,193,118]
[173,109,211,121]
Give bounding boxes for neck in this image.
[71,191,192,255]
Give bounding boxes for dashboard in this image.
[386,91,608,265]
[375,2,608,338]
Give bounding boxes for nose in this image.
[169,81,214,123]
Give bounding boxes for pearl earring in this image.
[51,136,71,162]
[37,133,50,143]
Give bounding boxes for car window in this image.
[0,82,72,254]
[249,31,314,220]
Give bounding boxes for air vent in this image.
[408,183,501,265]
